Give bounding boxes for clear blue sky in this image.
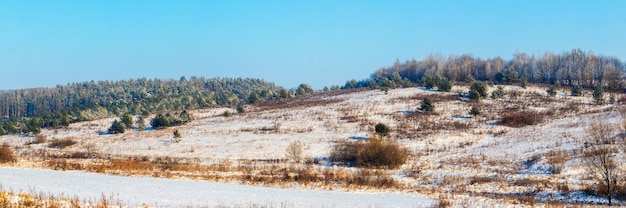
[1,1,625,90]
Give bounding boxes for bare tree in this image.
[285,141,303,163]
[583,121,621,206]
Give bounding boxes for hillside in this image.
[0,84,624,207]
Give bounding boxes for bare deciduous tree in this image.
[583,121,621,206]
[285,141,303,163]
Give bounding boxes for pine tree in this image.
[420,98,435,112]
[571,85,583,96]
[136,116,146,131]
[374,123,391,137]
[491,86,505,99]
[121,113,133,129]
[108,120,125,134]
[469,106,481,117]
[546,85,557,97]
[593,84,604,104]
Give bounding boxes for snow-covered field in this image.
[0,167,432,207]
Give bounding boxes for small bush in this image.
[469,106,481,117]
[374,123,391,137]
[330,136,409,169]
[48,138,77,149]
[0,146,16,163]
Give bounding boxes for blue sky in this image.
[1,1,625,90]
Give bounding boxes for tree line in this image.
[0,77,286,135]
[342,48,625,92]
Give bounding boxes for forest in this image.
[344,48,625,92]
[1,48,624,136]
[0,77,286,135]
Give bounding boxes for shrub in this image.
[0,146,16,163]
[222,111,231,118]
[571,85,582,96]
[498,111,543,127]
[330,136,409,169]
[173,130,181,139]
[48,138,77,149]
[374,123,391,137]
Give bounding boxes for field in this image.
[1,84,624,207]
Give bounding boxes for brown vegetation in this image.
[0,146,16,163]
[330,136,409,169]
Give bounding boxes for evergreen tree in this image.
[108,120,125,134]
[136,116,146,131]
[470,82,488,98]
[237,103,245,113]
[295,83,314,96]
[469,89,482,100]
[593,84,604,104]
[437,77,453,92]
[121,113,133,129]
[571,85,583,96]
[469,106,481,117]
[248,92,260,104]
[547,85,557,97]
[420,98,435,112]
[374,123,391,137]
[491,86,505,99]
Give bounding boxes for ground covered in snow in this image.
[0,167,431,207]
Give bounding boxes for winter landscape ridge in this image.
[1,83,625,207]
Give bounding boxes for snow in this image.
[0,167,433,207]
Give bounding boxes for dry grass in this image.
[48,138,77,149]
[330,136,409,169]
[498,110,544,127]
[0,145,16,163]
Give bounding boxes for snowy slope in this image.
[0,167,433,207]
